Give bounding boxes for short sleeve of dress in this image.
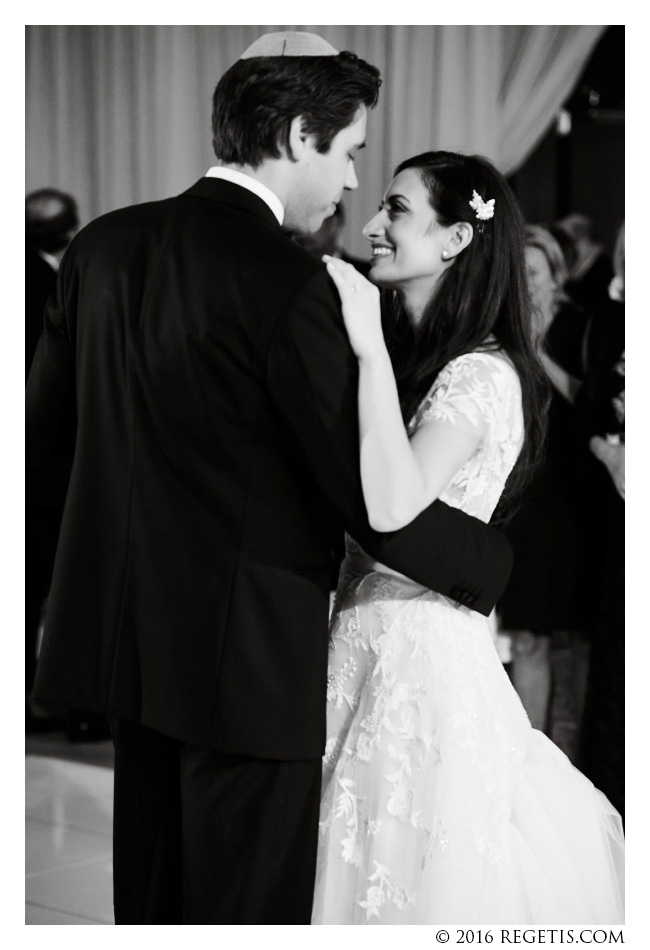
[409,351,518,437]
[407,350,523,521]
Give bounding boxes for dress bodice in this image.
[345,350,524,572]
[406,349,524,522]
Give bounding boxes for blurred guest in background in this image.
[549,220,578,273]
[575,221,624,819]
[498,225,588,754]
[26,189,79,376]
[26,188,107,739]
[26,189,79,728]
[553,212,613,316]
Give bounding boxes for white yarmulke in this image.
[239,31,339,59]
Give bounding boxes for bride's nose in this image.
[363,211,384,242]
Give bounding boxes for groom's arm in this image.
[267,269,512,616]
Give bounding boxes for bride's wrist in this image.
[357,344,390,368]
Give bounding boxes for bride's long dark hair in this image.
[382,151,549,524]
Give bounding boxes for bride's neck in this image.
[398,285,433,328]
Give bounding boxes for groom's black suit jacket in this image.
[28,178,513,760]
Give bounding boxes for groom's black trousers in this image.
[110,719,322,924]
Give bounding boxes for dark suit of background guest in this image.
[25,191,78,704]
[574,290,625,819]
[26,247,59,697]
[545,218,624,819]
[27,177,512,921]
[26,247,57,379]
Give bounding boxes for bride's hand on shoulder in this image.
[323,255,385,362]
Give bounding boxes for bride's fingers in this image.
[324,260,343,285]
[323,255,362,286]
[325,261,366,300]
[325,261,353,296]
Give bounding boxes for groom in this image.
[27,32,513,924]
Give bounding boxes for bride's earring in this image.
[442,250,449,260]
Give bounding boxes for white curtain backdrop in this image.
[26,25,604,256]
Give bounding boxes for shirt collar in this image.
[205,166,284,225]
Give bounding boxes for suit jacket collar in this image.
[182,177,282,230]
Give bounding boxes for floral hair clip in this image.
[469,190,495,221]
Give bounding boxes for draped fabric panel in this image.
[26,25,604,256]
[499,26,606,173]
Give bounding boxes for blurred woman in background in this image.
[498,225,588,753]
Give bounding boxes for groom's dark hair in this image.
[211,52,381,168]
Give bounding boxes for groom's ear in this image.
[285,115,311,163]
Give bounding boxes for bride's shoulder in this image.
[411,349,520,432]
[437,348,520,392]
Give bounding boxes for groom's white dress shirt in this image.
[205,166,285,225]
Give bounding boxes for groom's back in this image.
[29,179,344,759]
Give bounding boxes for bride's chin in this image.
[368,261,402,289]
[369,272,397,289]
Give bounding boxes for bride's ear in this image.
[444,222,474,260]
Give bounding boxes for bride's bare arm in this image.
[325,256,485,532]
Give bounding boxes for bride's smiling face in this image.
[363,168,452,294]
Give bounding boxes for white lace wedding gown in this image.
[312,351,624,924]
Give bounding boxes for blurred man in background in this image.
[26,189,79,375]
[553,213,613,316]
[26,189,79,728]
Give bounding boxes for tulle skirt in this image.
[312,561,624,924]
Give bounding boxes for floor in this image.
[25,733,115,925]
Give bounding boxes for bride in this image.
[311,150,624,924]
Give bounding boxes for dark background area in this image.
[510,26,624,252]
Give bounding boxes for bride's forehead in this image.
[382,168,423,201]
